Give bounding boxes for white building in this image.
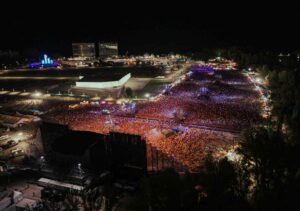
[75,73,131,89]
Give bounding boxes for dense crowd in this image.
[146,128,237,172]
[44,107,237,172]
[137,71,262,130]
[43,70,263,172]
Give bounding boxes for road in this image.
[0,76,80,80]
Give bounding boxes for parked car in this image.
[7,140,18,147]
[0,135,9,141]
[10,148,24,158]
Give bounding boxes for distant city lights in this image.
[33,91,42,97]
[29,54,59,68]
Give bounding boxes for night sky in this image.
[1,2,300,55]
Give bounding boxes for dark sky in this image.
[1,2,300,55]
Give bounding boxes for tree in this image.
[28,188,106,211]
[237,127,299,210]
[80,187,104,210]
[131,169,198,211]
[198,154,250,211]
[268,69,300,139]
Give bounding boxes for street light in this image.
[77,163,84,177]
[255,78,262,84]
[33,91,42,97]
[39,156,46,169]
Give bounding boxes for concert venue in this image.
[1,5,298,210]
[40,63,263,173]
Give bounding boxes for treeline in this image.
[192,47,300,69]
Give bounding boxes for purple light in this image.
[191,65,214,73]
[28,62,41,68]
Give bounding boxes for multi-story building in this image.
[72,43,96,58]
[98,42,118,58]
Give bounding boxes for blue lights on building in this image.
[29,54,59,68]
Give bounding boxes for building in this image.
[0,190,40,211]
[75,73,131,89]
[207,57,237,70]
[38,178,84,191]
[40,123,147,179]
[99,42,118,58]
[40,122,186,178]
[72,43,96,58]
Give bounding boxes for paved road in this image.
[0,76,80,80]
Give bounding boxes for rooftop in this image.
[79,72,130,82]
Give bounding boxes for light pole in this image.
[144,93,150,100]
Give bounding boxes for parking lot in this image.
[0,123,43,163]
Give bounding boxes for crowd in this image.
[137,70,262,130]
[42,70,262,172]
[146,128,237,172]
[44,106,237,172]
